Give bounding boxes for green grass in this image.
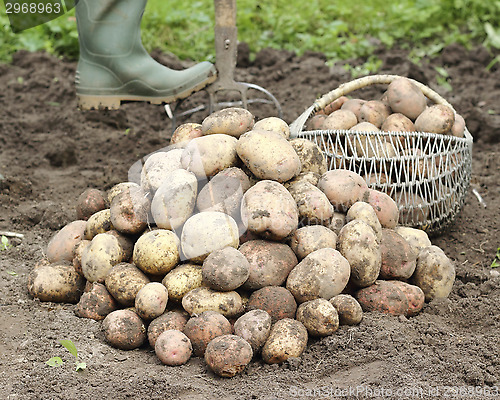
[1,0,500,70]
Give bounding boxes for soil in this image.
[0,43,499,400]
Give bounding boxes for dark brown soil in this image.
[0,43,499,400]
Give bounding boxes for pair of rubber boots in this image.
[75,0,216,110]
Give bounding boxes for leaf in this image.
[484,22,500,49]
[46,357,63,367]
[75,362,87,371]
[6,271,18,276]
[59,339,78,358]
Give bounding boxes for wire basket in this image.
[290,75,473,236]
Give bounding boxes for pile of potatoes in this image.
[29,106,456,378]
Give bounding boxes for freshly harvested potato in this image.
[202,247,250,291]
[181,134,239,178]
[162,263,203,302]
[135,282,169,320]
[363,189,399,229]
[355,280,409,315]
[413,245,456,302]
[346,201,382,242]
[102,309,146,350]
[107,182,140,205]
[352,133,397,159]
[284,171,320,188]
[381,113,416,133]
[201,107,254,138]
[240,180,299,241]
[155,329,192,366]
[46,220,87,264]
[450,113,466,138]
[205,335,253,377]
[386,77,427,120]
[389,280,425,316]
[246,286,297,322]
[286,248,350,303]
[397,191,429,225]
[379,228,417,280]
[28,263,85,303]
[84,209,113,240]
[181,212,239,263]
[308,114,327,130]
[296,298,339,337]
[289,138,327,176]
[75,282,117,320]
[394,226,431,257]
[359,100,391,128]
[329,294,363,325]
[182,310,232,356]
[182,287,244,318]
[317,96,349,115]
[337,220,381,288]
[140,149,184,192]
[236,130,301,183]
[76,188,108,221]
[170,122,203,145]
[288,225,337,260]
[349,121,379,133]
[105,230,135,261]
[105,262,150,306]
[317,169,369,212]
[261,318,308,364]
[233,309,272,353]
[73,239,91,276]
[321,109,358,130]
[414,104,455,134]
[288,181,334,225]
[239,240,298,290]
[110,185,150,235]
[133,229,180,276]
[253,116,290,139]
[147,310,190,348]
[328,211,346,236]
[341,98,366,120]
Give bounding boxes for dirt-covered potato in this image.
[317,96,349,115]
[155,329,192,366]
[289,138,328,176]
[288,225,337,260]
[76,188,108,221]
[296,298,339,337]
[162,263,203,302]
[46,220,87,264]
[379,229,417,280]
[233,309,272,353]
[328,211,346,236]
[84,209,113,240]
[413,245,456,302]
[286,248,350,303]
[201,107,254,138]
[240,180,299,241]
[105,262,150,306]
[288,181,334,225]
[170,122,203,145]
[140,149,184,192]
[147,310,190,348]
[181,212,239,263]
[284,171,321,188]
[182,287,244,318]
[321,109,358,130]
[355,280,409,315]
[28,263,85,303]
[182,310,232,356]
[73,239,91,276]
[349,121,380,134]
[363,189,399,229]
[318,169,369,212]
[386,77,427,120]
[135,282,169,320]
[205,335,253,377]
[381,113,416,133]
[261,318,308,364]
[394,226,432,257]
[329,294,363,325]
[236,130,301,182]
[450,113,466,138]
[107,182,140,205]
[341,98,366,120]
[239,239,298,290]
[346,201,382,242]
[75,282,117,320]
[132,229,180,276]
[253,116,290,139]
[202,247,250,291]
[359,100,391,128]
[389,280,425,316]
[102,309,146,350]
[338,220,381,288]
[246,286,297,322]
[110,185,150,235]
[414,104,455,134]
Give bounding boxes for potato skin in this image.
[107,182,140,205]
[155,329,192,366]
[253,116,290,139]
[28,263,85,303]
[346,201,382,242]
[47,220,87,264]
[182,287,244,318]
[389,280,425,316]
[329,294,363,325]
[359,100,391,128]
[75,282,117,320]
[162,263,203,302]
[288,225,337,260]
[110,185,150,235]
[135,282,169,320]
[246,286,297,323]
[363,189,399,229]
[355,280,409,316]
[102,309,146,350]
[341,99,366,120]
[84,209,113,240]
[202,247,250,291]
[76,188,108,221]
[205,335,253,377]
[386,77,427,120]
[105,262,150,306]
[450,113,466,137]
[202,107,254,138]
[133,229,180,276]
[288,181,334,225]
[321,109,358,130]
[233,309,272,353]
[147,310,190,348]
[381,113,416,133]
[170,122,203,145]
[318,169,369,212]
[296,298,339,337]
[379,229,417,280]
[414,104,455,134]
[140,150,184,192]
[289,138,328,176]
[261,318,308,364]
[394,226,431,258]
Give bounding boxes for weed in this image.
[1,236,12,251]
[491,247,500,268]
[46,339,86,371]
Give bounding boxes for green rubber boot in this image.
[75,0,217,110]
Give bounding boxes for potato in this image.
[308,114,327,130]
[341,98,366,120]
[202,247,250,291]
[296,298,339,337]
[110,185,150,235]
[317,96,349,115]
[349,121,379,133]
[162,263,203,302]
[318,169,369,212]
[205,335,253,377]
[147,310,190,348]
[289,138,327,176]
[135,282,169,320]
[288,181,333,225]
[46,220,87,264]
[246,286,297,322]
[386,77,427,120]
[236,130,301,183]
[346,201,382,242]
[379,228,417,280]
[289,225,337,260]
[397,191,429,225]
[155,329,192,366]
[84,209,113,240]
[73,239,91,276]
[181,212,239,263]
[76,188,108,221]
[170,122,203,145]
[321,109,358,130]
[414,104,455,134]
[328,211,346,236]
[253,116,290,139]
[363,189,399,229]
[182,287,244,318]
[355,280,409,316]
[105,230,135,261]
[133,229,180,276]
[105,262,150,306]
[329,294,363,325]
[239,240,298,290]
[284,171,320,188]
[75,282,118,320]
[286,248,350,303]
[261,318,308,364]
[352,133,397,159]
[107,182,140,205]
[28,263,85,303]
[359,100,391,128]
[389,280,425,316]
[394,226,431,257]
[381,113,416,133]
[140,149,184,192]
[240,180,299,241]
[413,245,456,302]
[337,220,381,288]
[233,309,272,353]
[201,107,254,138]
[102,309,146,350]
[450,113,466,138]
[182,310,232,356]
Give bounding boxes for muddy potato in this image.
[289,138,327,176]
[253,116,290,139]
[338,220,381,288]
[73,239,91,276]
[133,229,180,276]
[135,282,169,320]
[107,182,140,205]
[162,263,203,302]
[413,245,456,302]
[329,294,363,325]
[140,149,184,192]
[286,248,350,303]
[414,104,455,134]
[318,169,369,212]
[46,220,87,264]
[102,309,146,350]
[321,109,358,130]
[389,280,425,316]
[380,229,417,280]
[289,225,337,260]
[246,286,297,322]
[170,122,203,145]
[28,263,85,303]
[359,100,391,128]
[155,329,192,366]
[381,113,416,134]
[363,189,399,229]
[233,309,272,353]
[346,201,382,242]
[355,280,409,315]
[328,211,346,236]
[394,226,431,257]
[386,77,427,120]
[205,335,253,377]
[450,113,466,138]
[84,209,113,240]
[202,247,250,291]
[261,318,308,364]
[110,185,150,235]
[341,98,366,120]
[182,310,232,356]
[105,262,150,306]
[288,181,333,225]
[237,130,301,182]
[76,188,108,221]
[296,298,339,337]
[202,107,254,138]
[284,171,321,188]
[182,287,244,318]
[147,310,190,348]
[75,282,118,320]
